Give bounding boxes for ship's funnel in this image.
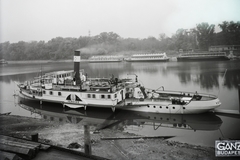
[74,50,81,85]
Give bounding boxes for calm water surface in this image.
[0,60,240,147]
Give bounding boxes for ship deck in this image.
[116,98,172,107]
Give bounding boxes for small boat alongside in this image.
[177,52,230,61]
[125,53,169,62]
[87,55,123,63]
[18,50,221,114]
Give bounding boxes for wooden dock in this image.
[0,135,47,159]
[0,135,108,160]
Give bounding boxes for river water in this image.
[0,60,240,147]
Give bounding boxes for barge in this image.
[177,52,230,61]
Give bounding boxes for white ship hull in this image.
[19,88,221,114]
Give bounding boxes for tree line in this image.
[1,21,239,60]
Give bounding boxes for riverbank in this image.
[0,115,217,160]
[7,59,74,64]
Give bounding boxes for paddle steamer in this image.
[125,53,169,62]
[18,50,221,114]
[88,55,123,63]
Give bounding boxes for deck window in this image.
[92,94,96,98]
[108,95,111,99]
[43,90,46,94]
[50,91,53,95]
[101,95,105,99]
[87,94,91,98]
[58,92,61,96]
[114,94,117,98]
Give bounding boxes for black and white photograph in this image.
[0,0,240,159]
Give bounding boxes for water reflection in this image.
[176,61,240,89]
[223,69,240,89]
[18,98,223,133]
[178,72,220,89]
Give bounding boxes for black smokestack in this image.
[74,50,81,85]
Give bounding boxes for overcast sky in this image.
[1,0,239,43]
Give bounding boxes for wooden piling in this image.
[84,125,92,155]
[31,133,39,142]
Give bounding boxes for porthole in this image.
[173,107,175,109]
[183,107,186,109]
[153,106,156,108]
[160,106,162,108]
[166,106,168,109]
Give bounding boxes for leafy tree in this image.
[195,22,215,50]
[1,22,239,60]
